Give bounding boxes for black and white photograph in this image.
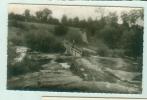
[7,4,144,94]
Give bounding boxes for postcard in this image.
[0,0,147,100]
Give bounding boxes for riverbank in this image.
[7,46,142,93]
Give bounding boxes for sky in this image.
[8,4,143,23]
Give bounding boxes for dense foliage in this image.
[8,8,144,58]
[54,24,68,36]
[24,29,65,53]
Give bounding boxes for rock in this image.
[60,63,70,69]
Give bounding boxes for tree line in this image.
[8,8,144,58]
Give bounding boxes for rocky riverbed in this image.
[7,46,142,93]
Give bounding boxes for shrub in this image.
[7,45,17,65]
[7,55,43,77]
[97,47,109,57]
[9,35,23,46]
[8,20,29,30]
[66,28,83,45]
[24,29,65,53]
[30,24,37,29]
[54,24,68,36]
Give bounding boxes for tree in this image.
[35,8,52,22]
[86,17,97,36]
[72,17,80,26]
[8,12,15,20]
[121,9,143,27]
[79,19,87,28]
[106,12,118,27]
[129,9,144,26]
[95,7,105,19]
[42,8,52,22]
[98,25,119,49]
[24,9,30,21]
[36,10,43,21]
[48,17,60,25]
[120,25,143,58]
[66,29,83,45]
[61,15,68,25]
[67,18,73,26]
[121,11,130,28]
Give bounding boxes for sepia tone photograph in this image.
[7,4,144,94]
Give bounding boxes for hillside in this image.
[8,20,110,56]
[8,20,84,44]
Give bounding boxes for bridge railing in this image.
[63,40,83,56]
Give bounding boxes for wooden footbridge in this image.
[63,40,82,57]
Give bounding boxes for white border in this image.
[0,0,147,100]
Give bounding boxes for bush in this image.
[7,45,17,65]
[8,20,29,30]
[7,45,28,77]
[54,24,68,36]
[7,55,43,77]
[30,24,37,29]
[24,29,65,53]
[66,28,84,45]
[98,25,119,49]
[97,47,109,57]
[9,35,23,46]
